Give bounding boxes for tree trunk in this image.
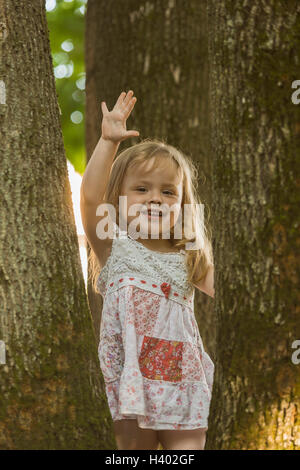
[85,0,216,420]
[206,0,300,449]
[0,0,115,449]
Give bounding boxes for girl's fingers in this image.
[125,131,140,139]
[114,91,126,108]
[101,101,109,115]
[122,90,134,107]
[123,97,137,120]
[126,130,140,138]
[102,90,137,121]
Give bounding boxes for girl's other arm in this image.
[193,264,215,298]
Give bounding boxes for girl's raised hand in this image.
[101,90,140,143]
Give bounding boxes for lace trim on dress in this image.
[127,232,186,256]
[96,223,194,301]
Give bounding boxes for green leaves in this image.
[47,0,86,174]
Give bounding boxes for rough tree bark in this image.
[0,0,115,449]
[85,0,216,426]
[207,0,300,449]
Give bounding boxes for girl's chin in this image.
[120,215,176,234]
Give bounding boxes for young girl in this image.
[80,90,215,450]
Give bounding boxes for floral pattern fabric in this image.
[98,285,215,431]
[97,226,215,430]
[139,336,183,382]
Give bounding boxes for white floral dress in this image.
[96,223,215,430]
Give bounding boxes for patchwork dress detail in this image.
[96,224,215,430]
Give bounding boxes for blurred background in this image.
[46,0,87,286]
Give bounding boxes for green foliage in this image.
[46,0,86,174]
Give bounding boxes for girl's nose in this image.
[149,196,161,204]
[149,193,162,204]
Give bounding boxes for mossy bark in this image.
[0,0,115,449]
[206,0,300,449]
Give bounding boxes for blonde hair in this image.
[88,137,214,292]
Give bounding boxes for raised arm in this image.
[80,91,139,264]
[80,90,139,204]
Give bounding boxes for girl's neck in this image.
[128,232,179,253]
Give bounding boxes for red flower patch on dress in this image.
[139,335,183,382]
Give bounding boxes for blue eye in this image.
[136,187,146,192]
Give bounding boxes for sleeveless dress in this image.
[96,223,215,430]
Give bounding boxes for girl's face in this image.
[118,156,183,238]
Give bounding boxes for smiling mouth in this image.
[144,210,162,217]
